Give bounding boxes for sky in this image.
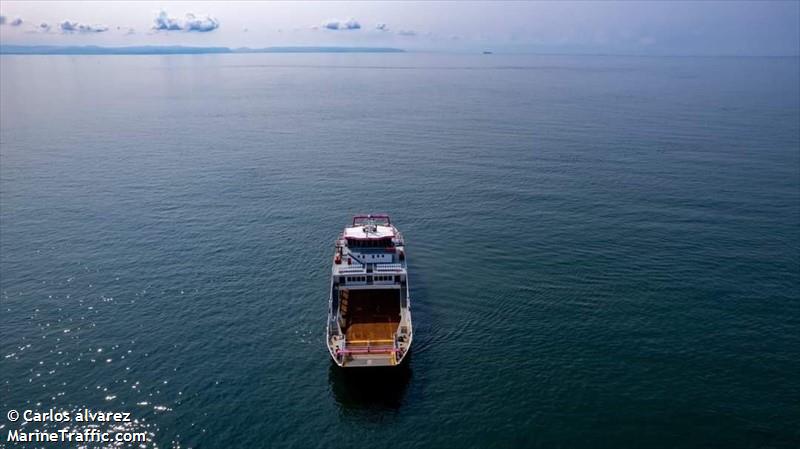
[0,1,798,55]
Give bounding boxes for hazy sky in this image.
[1,1,798,55]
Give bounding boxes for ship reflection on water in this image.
[328,356,413,411]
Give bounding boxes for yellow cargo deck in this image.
[340,289,400,346]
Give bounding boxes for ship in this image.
[326,215,413,367]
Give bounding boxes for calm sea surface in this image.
[1,53,798,448]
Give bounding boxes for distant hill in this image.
[0,45,405,55]
[0,45,232,55]
[234,47,404,53]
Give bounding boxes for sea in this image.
[1,53,798,448]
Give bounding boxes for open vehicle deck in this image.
[341,289,400,346]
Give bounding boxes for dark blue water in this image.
[1,53,798,448]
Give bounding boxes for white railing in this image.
[375,263,403,272]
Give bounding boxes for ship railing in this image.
[335,346,397,355]
[327,314,340,336]
[352,215,391,226]
[375,263,403,272]
[335,338,397,356]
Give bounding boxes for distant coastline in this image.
[0,45,406,55]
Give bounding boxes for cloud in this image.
[39,22,51,32]
[375,23,388,31]
[10,17,23,26]
[82,24,108,33]
[59,20,78,32]
[396,30,417,37]
[322,18,361,30]
[153,11,182,31]
[59,20,108,33]
[183,13,219,32]
[153,10,219,32]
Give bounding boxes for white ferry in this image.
[326,215,412,367]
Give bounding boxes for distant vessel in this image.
[326,215,412,367]
[483,51,493,54]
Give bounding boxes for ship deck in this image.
[341,289,400,345]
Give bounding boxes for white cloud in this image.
[375,23,388,31]
[59,20,108,33]
[82,24,108,33]
[153,11,182,31]
[10,17,23,27]
[59,20,78,32]
[153,10,219,32]
[39,22,51,32]
[322,18,361,30]
[183,13,219,32]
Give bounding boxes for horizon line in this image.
[0,44,797,58]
